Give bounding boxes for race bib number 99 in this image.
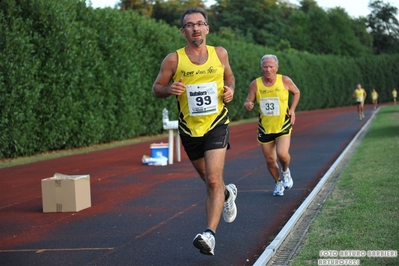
[186,82,218,116]
[260,97,280,116]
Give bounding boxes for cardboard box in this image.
[41,173,91,213]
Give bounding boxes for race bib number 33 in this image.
[260,97,280,116]
[186,82,218,116]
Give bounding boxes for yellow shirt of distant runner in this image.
[372,91,378,100]
[354,88,365,102]
[256,74,291,134]
[173,45,229,137]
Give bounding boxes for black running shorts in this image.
[257,127,292,144]
[180,123,230,161]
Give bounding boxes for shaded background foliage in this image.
[120,0,398,56]
[1,0,399,158]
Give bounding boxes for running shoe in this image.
[223,184,237,223]
[193,232,215,255]
[282,168,293,189]
[273,181,285,196]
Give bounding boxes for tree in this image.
[298,0,318,13]
[285,9,312,52]
[284,1,373,56]
[326,8,372,56]
[118,0,156,17]
[209,0,291,46]
[367,0,399,54]
[298,4,331,54]
[145,0,206,27]
[118,0,388,56]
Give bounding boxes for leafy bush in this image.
[1,0,398,158]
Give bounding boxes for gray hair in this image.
[180,7,208,28]
[260,54,279,67]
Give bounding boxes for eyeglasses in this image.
[182,21,208,29]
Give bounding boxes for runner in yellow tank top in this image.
[152,7,237,256]
[371,89,378,109]
[352,84,367,120]
[255,74,290,134]
[173,45,227,137]
[244,54,300,197]
[393,88,397,105]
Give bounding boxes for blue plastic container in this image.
[150,143,169,161]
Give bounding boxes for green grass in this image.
[291,105,399,266]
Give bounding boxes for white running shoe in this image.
[282,168,293,189]
[273,181,285,196]
[193,232,215,255]
[223,184,237,223]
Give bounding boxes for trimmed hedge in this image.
[1,0,398,158]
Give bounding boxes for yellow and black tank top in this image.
[173,45,229,137]
[372,91,378,100]
[354,88,365,102]
[256,74,291,134]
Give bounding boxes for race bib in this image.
[186,82,218,116]
[260,97,280,116]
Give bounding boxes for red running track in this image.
[0,105,374,266]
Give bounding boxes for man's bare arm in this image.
[152,53,180,98]
[244,80,257,111]
[215,46,235,103]
[283,76,301,125]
